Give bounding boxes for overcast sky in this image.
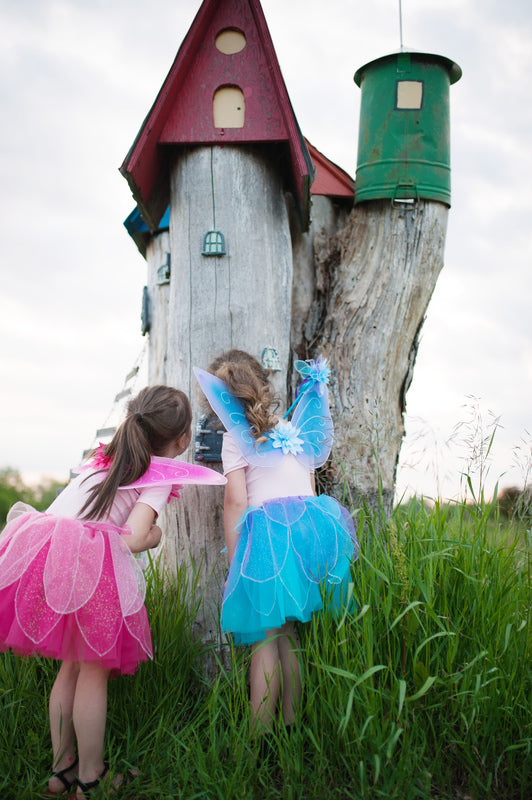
[1,0,530,502]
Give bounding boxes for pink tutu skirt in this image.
[0,506,152,676]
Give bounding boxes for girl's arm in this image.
[121,502,162,554]
[223,468,248,564]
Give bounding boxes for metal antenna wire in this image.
[399,0,404,51]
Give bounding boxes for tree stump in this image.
[146,144,294,656]
[307,199,449,513]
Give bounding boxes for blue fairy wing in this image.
[290,381,333,469]
[194,367,283,468]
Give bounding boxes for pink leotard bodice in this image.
[222,432,313,507]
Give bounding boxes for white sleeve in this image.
[136,484,171,516]
[222,432,247,475]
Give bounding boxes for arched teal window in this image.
[261,347,281,371]
[156,252,171,284]
[202,230,226,256]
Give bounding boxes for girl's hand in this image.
[121,527,161,553]
[147,524,162,549]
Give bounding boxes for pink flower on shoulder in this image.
[167,484,183,502]
[91,442,113,470]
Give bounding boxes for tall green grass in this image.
[1,498,530,799]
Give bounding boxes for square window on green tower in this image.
[396,80,424,110]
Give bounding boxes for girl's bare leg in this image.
[72,662,110,792]
[250,632,281,734]
[48,661,80,792]
[278,621,302,725]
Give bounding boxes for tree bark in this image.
[147,144,294,658]
[306,199,449,513]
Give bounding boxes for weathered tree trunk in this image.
[145,229,170,385]
[146,165,448,658]
[148,144,293,655]
[290,194,352,358]
[304,199,449,513]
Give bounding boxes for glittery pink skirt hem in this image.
[0,511,152,676]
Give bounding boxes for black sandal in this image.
[76,763,137,796]
[44,755,79,796]
[76,762,108,796]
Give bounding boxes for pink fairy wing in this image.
[120,457,226,489]
[43,519,105,614]
[74,457,226,490]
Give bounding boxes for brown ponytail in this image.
[208,350,278,441]
[80,385,192,520]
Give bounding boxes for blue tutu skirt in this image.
[221,495,359,645]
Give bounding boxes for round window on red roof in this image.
[215,29,246,55]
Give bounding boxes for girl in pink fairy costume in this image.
[0,385,225,797]
[195,351,359,736]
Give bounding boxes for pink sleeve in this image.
[136,485,171,515]
[222,433,247,475]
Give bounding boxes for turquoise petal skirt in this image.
[222,495,359,645]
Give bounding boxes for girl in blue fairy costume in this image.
[195,350,359,733]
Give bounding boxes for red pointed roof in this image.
[306,141,355,199]
[120,0,314,230]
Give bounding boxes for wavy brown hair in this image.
[80,385,192,520]
[208,349,278,441]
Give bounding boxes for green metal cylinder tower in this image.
[354,51,461,206]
